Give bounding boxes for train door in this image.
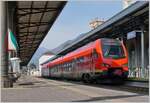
[60,63,63,78]
[89,53,93,73]
[74,58,79,79]
[84,55,90,73]
[78,57,84,79]
[71,57,81,79]
[71,59,77,79]
[49,67,51,77]
[91,49,98,74]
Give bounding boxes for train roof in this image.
[47,39,99,66]
[45,38,123,67]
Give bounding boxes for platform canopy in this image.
[44,1,148,63]
[14,1,66,65]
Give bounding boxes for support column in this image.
[0,1,12,88]
[141,26,145,78]
[7,2,16,87]
[149,28,150,70]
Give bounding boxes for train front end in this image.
[98,39,128,81]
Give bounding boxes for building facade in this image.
[39,54,55,76]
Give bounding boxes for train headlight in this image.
[101,63,110,68]
[122,63,128,67]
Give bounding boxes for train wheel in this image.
[82,74,91,83]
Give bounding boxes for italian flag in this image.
[8,29,19,51]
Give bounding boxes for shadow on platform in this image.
[72,94,146,102]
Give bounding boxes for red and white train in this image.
[41,38,128,83]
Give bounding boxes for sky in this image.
[30,0,123,63]
[40,0,123,50]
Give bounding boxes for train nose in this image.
[101,63,111,68]
[108,68,123,77]
[113,69,123,76]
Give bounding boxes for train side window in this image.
[85,55,90,62]
[68,62,70,71]
[63,64,65,68]
[56,66,57,72]
[80,57,84,63]
[84,56,87,62]
[68,62,70,67]
[76,58,79,63]
[66,63,68,71]
[64,64,66,72]
[54,66,56,72]
[71,61,72,65]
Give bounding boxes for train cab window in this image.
[102,41,125,59]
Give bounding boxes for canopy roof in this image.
[14,1,66,65]
[43,1,149,64]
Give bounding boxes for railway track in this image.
[125,80,148,88]
[123,80,149,94]
[42,77,149,94]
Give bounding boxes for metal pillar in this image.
[141,26,145,78]
[149,28,150,70]
[0,1,12,88]
[7,2,17,87]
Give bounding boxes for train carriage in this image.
[42,38,128,83]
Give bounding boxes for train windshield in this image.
[102,41,125,59]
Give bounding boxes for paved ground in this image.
[1,75,149,102]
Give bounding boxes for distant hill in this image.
[29,47,53,67]
[29,33,87,67]
[51,40,73,54]
[51,33,86,54]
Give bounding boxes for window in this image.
[80,57,84,63]
[102,43,125,59]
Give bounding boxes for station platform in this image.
[1,75,149,102]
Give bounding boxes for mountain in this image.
[51,40,73,54]
[51,33,86,54]
[29,47,53,67]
